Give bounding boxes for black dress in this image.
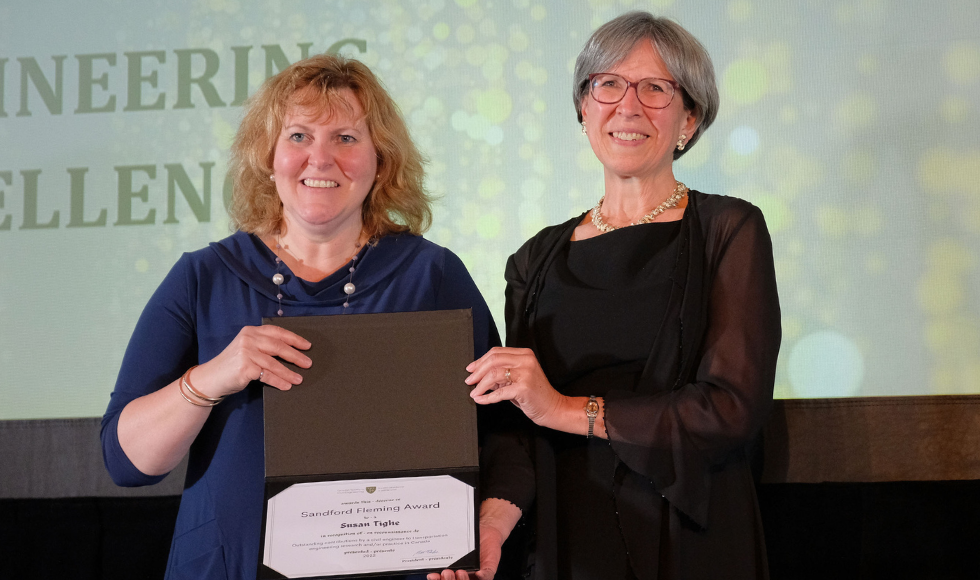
[535,222,682,579]
[481,191,781,580]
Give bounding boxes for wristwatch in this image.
[585,395,599,438]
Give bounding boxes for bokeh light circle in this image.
[787,331,865,397]
[729,126,760,155]
[723,59,769,105]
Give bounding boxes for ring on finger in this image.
[504,368,512,383]
[259,370,265,380]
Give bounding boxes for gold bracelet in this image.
[181,365,225,405]
[178,378,217,407]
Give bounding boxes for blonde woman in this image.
[103,54,497,580]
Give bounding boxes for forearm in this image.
[116,374,211,476]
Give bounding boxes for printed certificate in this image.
[263,475,474,578]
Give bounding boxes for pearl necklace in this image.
[340,242,363,310]
[590,180,689,233]
[271,233,366,316]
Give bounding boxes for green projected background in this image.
[1,0,979,419]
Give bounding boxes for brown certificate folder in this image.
[259,309,479,579]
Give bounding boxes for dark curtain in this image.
[758,481,980,579]
[3,483,980,579]
[0,496,179,580]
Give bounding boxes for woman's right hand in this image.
[190,325,312,398]
[116,324,311,477]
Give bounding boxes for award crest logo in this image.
[366,487,377,494]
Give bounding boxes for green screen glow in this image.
[1,0,979,419]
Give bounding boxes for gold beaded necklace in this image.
[590,180,689,233]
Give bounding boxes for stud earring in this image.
[581,121,587,135]
[270,175,276,182]
[676,135,687,151]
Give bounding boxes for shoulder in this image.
[690,191,773,267]
[378,233,490,314]
[520,213,583,255]
[147,232,260,309]
[174,231,255,273]
[509,213,584,276]
[692,190,762,225]
[389,232,447,256]
[376,232,454,267]
[371,233,476,286]
[411,236,476,284]
[691,190,769,242]
[204,230,264,265]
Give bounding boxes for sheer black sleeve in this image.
[604,202,781,527]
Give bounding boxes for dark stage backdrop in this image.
[4,398,980,578]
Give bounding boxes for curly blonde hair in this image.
[229,54,431,238]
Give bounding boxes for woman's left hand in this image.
[466,347,564,427]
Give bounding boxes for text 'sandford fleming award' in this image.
[260,310,479,580]
[263,476,473,577]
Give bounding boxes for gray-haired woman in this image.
[433,11,780,580]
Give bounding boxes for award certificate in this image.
[262,475,475,578]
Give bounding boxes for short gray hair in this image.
[573,12,719,159]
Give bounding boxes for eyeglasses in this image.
[588,73,679,109]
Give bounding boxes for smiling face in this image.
[272,87,378,238]
[581,40,698,183]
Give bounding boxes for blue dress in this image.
[101,231,499,580]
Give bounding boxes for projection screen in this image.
[1,0,979,420]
